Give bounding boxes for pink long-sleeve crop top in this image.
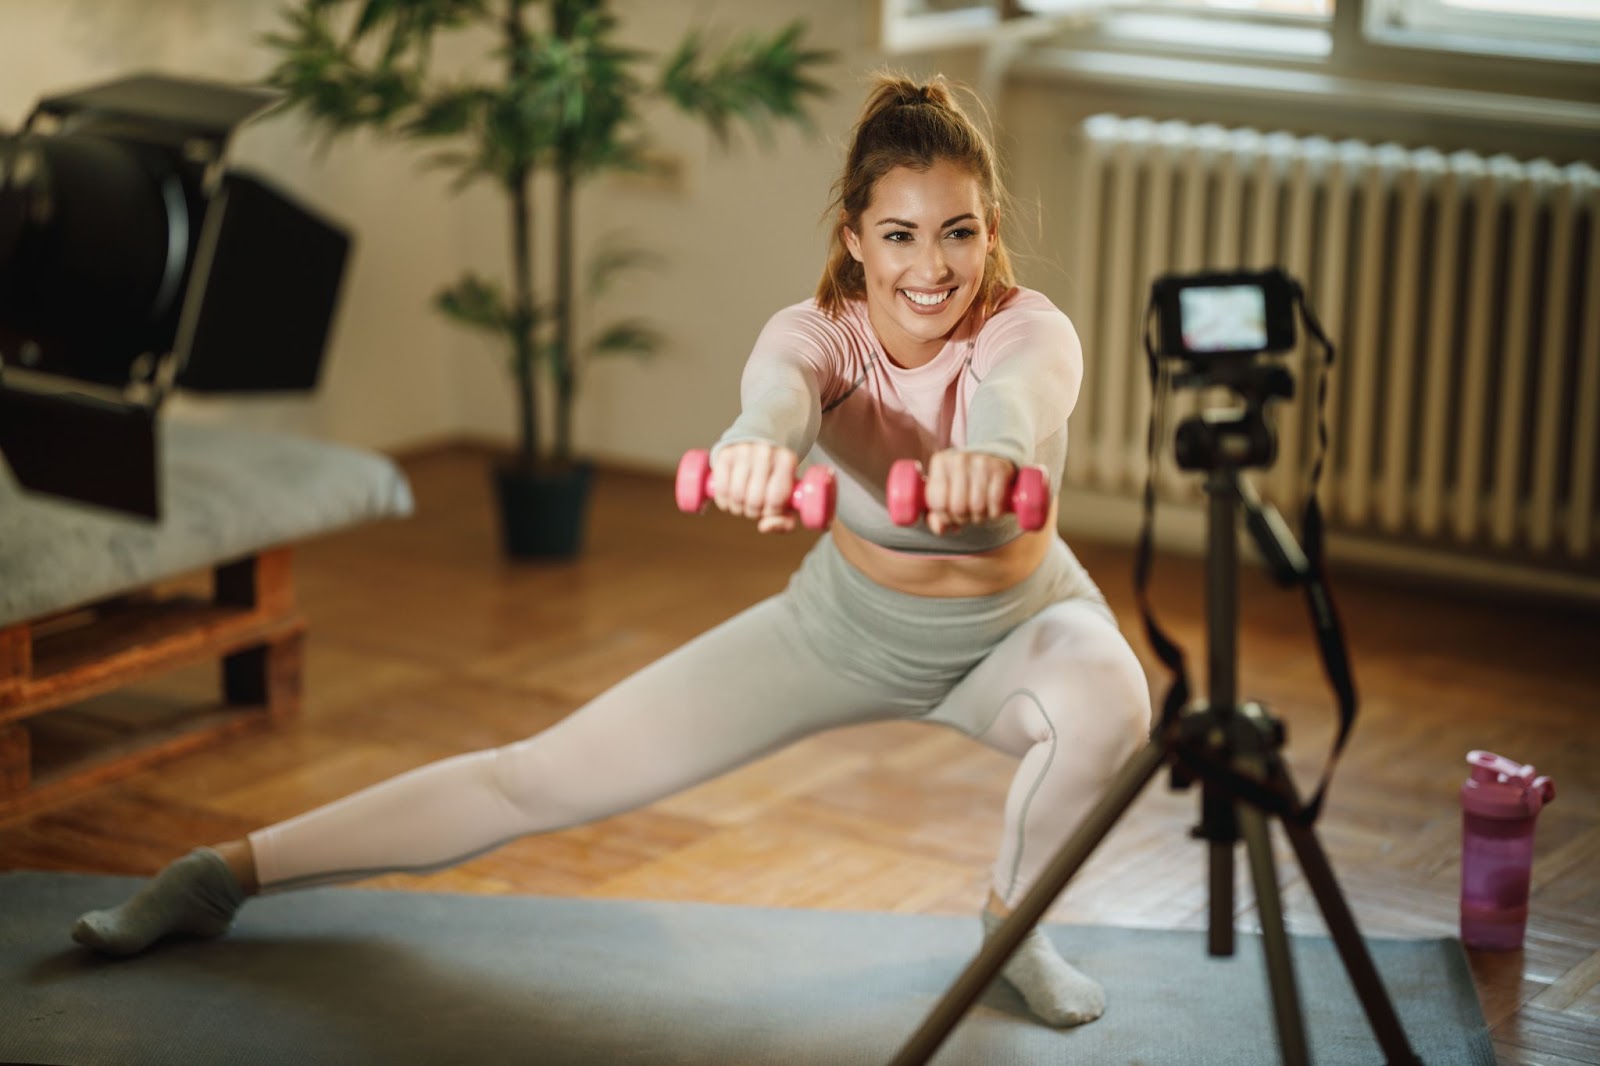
[713,286,1084,555]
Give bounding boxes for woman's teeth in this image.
[903,289,951,307]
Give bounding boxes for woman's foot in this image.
[72,847,247,956]
[982,907,1106,1027]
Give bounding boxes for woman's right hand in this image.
[711,441,801,534]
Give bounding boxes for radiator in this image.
[1067,114,1600,598]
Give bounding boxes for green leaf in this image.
[587,319,662,360]
[657,20,832,149]
[260,4,429,136]
[587,242,667,297]
[417,147,495,191]
[534,12,648,178]
[435,274,515,337]
[352,0,396,41]
[403,84,492,138]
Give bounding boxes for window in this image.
[1053,0,1330,13]
[883,0,1600,69]
[1369,0,1600,57]
[881,0,1332,52]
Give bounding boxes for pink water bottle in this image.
[1459,750,1555,951]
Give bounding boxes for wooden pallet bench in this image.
[0,420,412,818]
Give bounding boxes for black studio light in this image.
[0,72,352,518]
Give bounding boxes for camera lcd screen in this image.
[1179,285,1267,353]
[1152,268,1296,360]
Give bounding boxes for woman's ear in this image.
[986,210,1000,254]
[842,219,864,264]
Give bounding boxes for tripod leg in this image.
[1209,840,1235,955]
[889,737,1169,1066]
[1239,803,1311,1066]
[1280,817,1423,1065]
[1203,781,1238,956]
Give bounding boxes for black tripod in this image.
[890,416,1423,1065]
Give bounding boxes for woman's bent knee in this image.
[1035,612,1152,750]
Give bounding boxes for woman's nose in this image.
[918,241,952,280]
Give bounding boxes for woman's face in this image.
[843,160,996,368]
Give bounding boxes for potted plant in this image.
[261,0,830,556]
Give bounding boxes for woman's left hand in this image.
[921,449,1016,536]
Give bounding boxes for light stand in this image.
[890,366,1423,1066]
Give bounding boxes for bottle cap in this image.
[1462,750,1556,819]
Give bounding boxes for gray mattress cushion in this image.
[0,420,414,627]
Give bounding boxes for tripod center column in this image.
[1205,468,1240,712]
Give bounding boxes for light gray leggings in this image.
[251,535,1152,906]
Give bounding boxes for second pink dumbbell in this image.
[675,448,836,530]
[885,458,1051,531]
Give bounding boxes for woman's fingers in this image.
[924,450,1015,535]
[761,448,800,521]
[712,442,800,533]
[713,443,765,517]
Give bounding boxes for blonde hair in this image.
[815,72,1015,318]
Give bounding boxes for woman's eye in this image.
[884,230,913,243]
[945,227,976,240]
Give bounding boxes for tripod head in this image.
[1151,277,1310,592]
[1150,267,1299,475]
[1172,360,1294,473]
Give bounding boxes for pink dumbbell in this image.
[885,458,1051,531]
[675,449,836,531]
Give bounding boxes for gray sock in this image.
[72,848,246,957]
[982,909,1106,1027]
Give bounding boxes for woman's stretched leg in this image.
[928,597,1152,1026]
[73,594,900,953]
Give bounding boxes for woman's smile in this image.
[901,286,955,312]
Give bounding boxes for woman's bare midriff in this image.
[829,501,1059,599]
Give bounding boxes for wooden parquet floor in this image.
[2,444,1596,1064]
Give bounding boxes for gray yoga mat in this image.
[0,871,1492,1065]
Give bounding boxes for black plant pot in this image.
[492,461,594,559]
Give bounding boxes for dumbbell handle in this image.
[675,449,835,530]
[886,459,1050,532]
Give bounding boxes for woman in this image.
[73,74,1151,1030]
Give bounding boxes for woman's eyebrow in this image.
[874,213,980,229]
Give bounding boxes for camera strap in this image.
[1286,284,1356,825]
[1135,304,1191,733]
[1134,289,1357,827]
